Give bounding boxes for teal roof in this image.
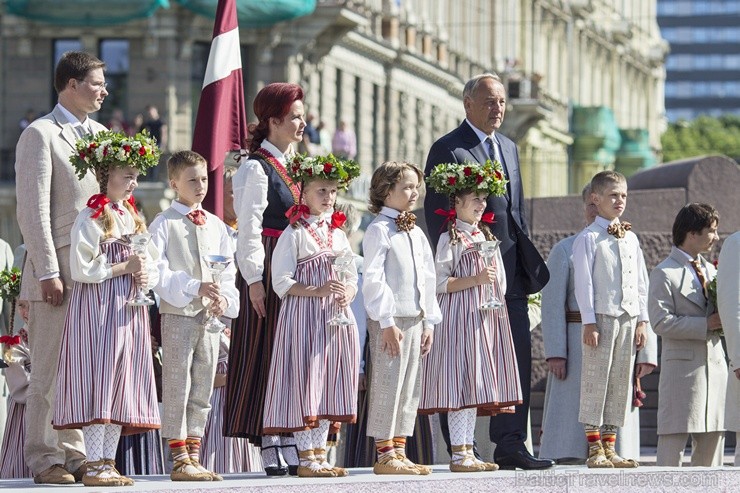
[175,0,315,27]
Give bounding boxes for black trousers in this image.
[439,296,531,459]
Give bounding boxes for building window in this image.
[98,39,130,126]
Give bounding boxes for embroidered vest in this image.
[587,223,640,318]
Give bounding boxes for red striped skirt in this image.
[263,251,359,433]
[419,247,522,415]
[53,239,160,435]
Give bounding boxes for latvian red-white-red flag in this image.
[192,0,248,218]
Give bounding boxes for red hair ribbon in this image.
[481,212,495,224]
[87,193,111,219]
[434,208,457,231]
[331,210,347,229]
[0,335,20,346]
[127,194,139,216]
[285,204,310,225]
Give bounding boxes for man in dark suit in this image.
[424,73,552,470]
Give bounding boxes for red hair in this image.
[248,83,304,152]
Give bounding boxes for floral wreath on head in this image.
[69,129,161,181]
[427,160,508,236]
[285,153,361,227]
[288,153,361,191]
[427,159,507,197]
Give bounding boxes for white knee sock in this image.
[448,410,468,462]
[311,420,332,469]
[83,424,106,463]
[103,424,122,461]
[280,435,299,467]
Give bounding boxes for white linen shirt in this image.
[271,213,358,299]
[362,206,442,331]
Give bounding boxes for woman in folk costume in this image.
[419,160,522,472]
[226,83,306,476]
[0,299,32,479]
[52,130,161,487]
[262,154,361,478]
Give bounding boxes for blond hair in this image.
[167,150,207,180]
[95,165,146,239]
[368,161,423,214]
[590,170,626,195]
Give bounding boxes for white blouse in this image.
[69,203,159,290]
[435,218,506,295]
[232,140,291,285]
[271,213,358,300]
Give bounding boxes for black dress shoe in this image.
[288,465,298,476]
[496,451,555,470]
[264,466,288,476]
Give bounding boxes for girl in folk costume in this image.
[227,83,306,476]
[262,154,361,478]
[53,130,161,487]
[0,299,32,479]
[419,161,522,472]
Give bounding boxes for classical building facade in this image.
[0,0,667,245]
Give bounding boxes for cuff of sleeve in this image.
[38,271,60,281]
[104,266,114,280]
[581,312,596,325]
[424,324,434,332]
[185,279,201,298]
[246,275,263,285]
[379,317,395,329]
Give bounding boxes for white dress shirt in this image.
[572,215,649,325]
[271,213,357,299]
[232,140,292,285]
[149,200,238,317]
[70,203,159,290]
[362,206,442,331]
[434,218,506,294]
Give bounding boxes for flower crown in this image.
[69,130,161,181]
[427,160,507,197]
[288,153,360,190]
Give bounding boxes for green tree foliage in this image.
[661,115,740,163]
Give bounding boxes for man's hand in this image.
[421,328,434,357]
[381,326,403,357]
[249,282,266,318]
[708,312,723,331]
[40,277,64,306]
[635,321,647,350]
[547,357,567,380]
[583,323,599,348]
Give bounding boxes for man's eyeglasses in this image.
[76,78,108,90]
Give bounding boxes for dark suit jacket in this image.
[424,120,548,296]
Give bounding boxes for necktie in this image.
[486,137,509,180]
[689,259,708,294]
[395,211,416,233]
[187,209,207,226]
[607,221,632,239]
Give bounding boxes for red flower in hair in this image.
[123,144,131,153]
[448,176,457,185]
[307,168,313,176]
[494,171,503,180]
[79,151,86,159]
[88,142,98,150]
[323,162,333,174]
[476,174,484,184]
[463,166,472,176]
[102,146,109,156]
[138,147,147,156]
[713,259,719,268]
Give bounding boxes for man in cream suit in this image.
[718,231,740,465]
[15,51,108,484]
[649,203,726,467]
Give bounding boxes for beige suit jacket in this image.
[649,246,726,435]
[718,232,740,430]
[15,105,105,301]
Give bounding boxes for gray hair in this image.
[463,73,502,100]
[581,183,592,201]
[334,200,361,234]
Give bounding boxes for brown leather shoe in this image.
[34,464,76,484]
[71,462,88,482]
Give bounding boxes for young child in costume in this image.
[262,154,361,478]
[362,161,442,475]
[149,150,240,482]
[0,299,32,479]
[53,130,162,487]
[419,160,522,472]
[573,170,648,468]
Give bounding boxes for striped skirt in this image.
[0,400,31,478]
[263,251,359,433]
[419,247,522,415]
[201,343,263,473]
[115,429,164,475]
[53,239,160,435]
[224,234,280,442]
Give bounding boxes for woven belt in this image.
[262,227,283,238]
[565,311,582,323]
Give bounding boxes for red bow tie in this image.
[285,204,310,225]
[187,209,207,226]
